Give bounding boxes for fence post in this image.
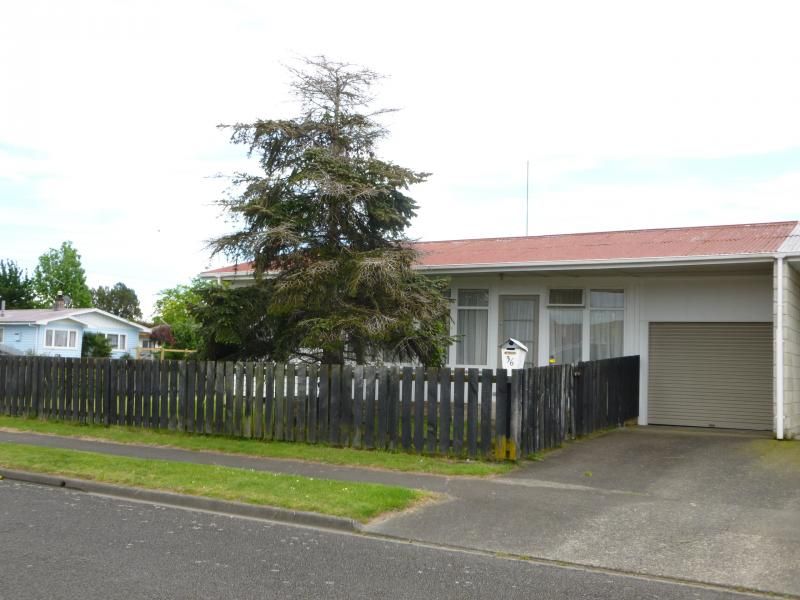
[508,369,523,460]
[30,357,40,418]
[494,369,508,460]
[103,359,111,426]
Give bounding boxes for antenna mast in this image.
[525,160,530,236]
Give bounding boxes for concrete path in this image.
[1,427,798,596]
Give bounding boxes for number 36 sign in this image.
[499,338,528,374]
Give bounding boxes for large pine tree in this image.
[211,57,451,364]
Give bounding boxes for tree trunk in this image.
[322,349,343,365]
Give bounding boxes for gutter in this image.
[198,253,783,282]
[775,255,785,440]
[415,252,780,274]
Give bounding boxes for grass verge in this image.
[0,442,429,522]
[0,416,514,477]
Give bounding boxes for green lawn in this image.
[0,416,514,477]
[0,442,429,522]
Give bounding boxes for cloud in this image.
[2,0,800,317]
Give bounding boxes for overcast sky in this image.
[2,0,799,318]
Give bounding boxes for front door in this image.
[498,295,539,368]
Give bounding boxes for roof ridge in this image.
[412,220,799,245]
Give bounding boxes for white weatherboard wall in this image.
[73,312,142,356]
[446,270,774,428]
[777,262,800,438]
[637,273,773,427]
[0,325,37,354]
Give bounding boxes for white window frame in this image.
[45,328,77,349]
[547,288,626,363]
[104,333,127,351]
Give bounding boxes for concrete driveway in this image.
[367,427,800,597]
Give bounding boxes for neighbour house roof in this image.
[0,308,150,332]
[0,309,88,325]
[198,221,800,278]
[202,263,258,276]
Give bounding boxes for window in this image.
[45,329,77,349]
[590,290,624,360]
[548,288,584,306]
[456,289,488,365]
[548,289,583,364]
[105,333,127,351]
[0,328,3,343]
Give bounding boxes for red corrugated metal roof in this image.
[200,221,799,276]
[414,221,798,267]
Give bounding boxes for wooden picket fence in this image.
[0,355,639,460]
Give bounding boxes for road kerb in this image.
[0,467,362,533]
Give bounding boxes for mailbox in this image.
[499,338,528,373]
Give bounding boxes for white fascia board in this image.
[199,271,256,279]
[70,308,151,332]
[200,253,796,279]
[413,253,777,275]
[198,270,276,281]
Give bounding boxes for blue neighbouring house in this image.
[0,297,150,359]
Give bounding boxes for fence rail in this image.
[0,355,639,460]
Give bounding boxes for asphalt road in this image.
[0,481,769,600]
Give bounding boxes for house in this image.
[0,295,150,359]
[199,220,800,439]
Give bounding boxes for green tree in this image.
[32,242,92,308]
[81,332,112,358]
[211,57,452,364]
[92,282,143,321]
[0,259,35,308]
[191,281,278,361]
[152,280,208,350]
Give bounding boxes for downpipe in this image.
[776,255,784,440]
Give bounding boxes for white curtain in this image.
[500,297,536,367]
[590,310,623,359]
[457,309,488,365]
[549,309,583,364]
[589,290,624,360]
[590,290,624,309]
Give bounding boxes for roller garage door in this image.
[648,322,773,430]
